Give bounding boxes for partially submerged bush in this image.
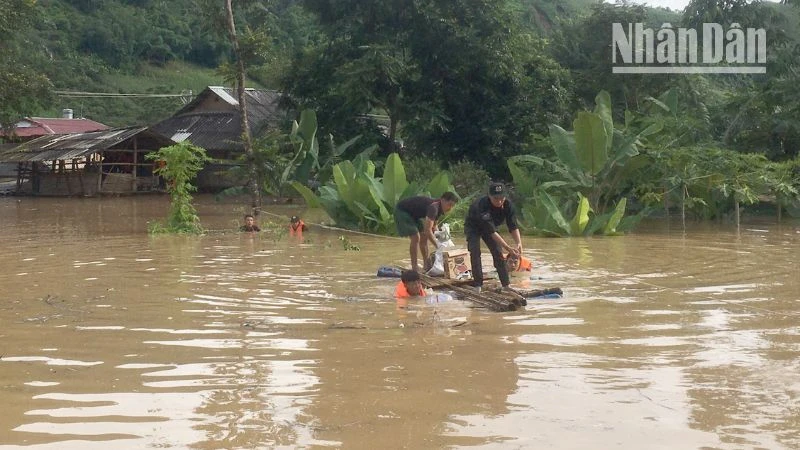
[146,142,211,234]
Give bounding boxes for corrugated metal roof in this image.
[174,86,284,120]
[0,127,173,162]
[209,86,240,106]
[151,112,242,152]
[8,118,110,138]
[151,87,286,152]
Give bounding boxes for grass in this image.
[41,61,265,128]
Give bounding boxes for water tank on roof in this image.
[62,109,73,119]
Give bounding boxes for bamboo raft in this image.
[416,271,563,312]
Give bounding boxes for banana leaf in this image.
[539,181,571,190]
[548,124,580,171]
[337,160,356,183]
[355,200,393,233]
[570,194,591,235]
[284,109,319,185]
[425,171,452,198]
[508,158,537,198]
[574,111,608,176]
[510,154,584,187]
[290,181,322,208]
[536,191,571,236]
[584,210,612,236]
[349,177,379,217]
[396,181,420,200]
[332,164,353,207]
[382,152,408,207]
[329,133,361,158]
[593,90,614,152]
[603,198,627,235]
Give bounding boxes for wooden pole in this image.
[133,137,138,192]
[98,151,104,193]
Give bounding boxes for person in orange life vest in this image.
[239,214,261,232]
[504,252,532,272]
[394,270,427,298]
[289,216,307,237]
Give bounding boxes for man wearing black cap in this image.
[464,182,523,293]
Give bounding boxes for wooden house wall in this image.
[19,172,101,196]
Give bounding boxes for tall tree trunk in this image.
[224,0,261,214]
[722,96,756,146]
[681,184,686,231]
[735,200,740,232]
[388,115,399,151]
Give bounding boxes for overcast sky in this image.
[629,0,779,12]
[629,0,690,11]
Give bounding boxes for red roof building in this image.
[2,110,110,141]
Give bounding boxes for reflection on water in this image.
[1,196,799,449]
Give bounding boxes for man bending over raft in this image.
[394,192,458,273]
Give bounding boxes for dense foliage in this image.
[4,0,800,231]
[292,152,457,233]
[0,0,52,130]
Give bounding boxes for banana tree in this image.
[292,152,456,233]
[282,109,319,188]
[518,189,641,237]
[509,90,660,236]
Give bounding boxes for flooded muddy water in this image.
[1,195,798,449]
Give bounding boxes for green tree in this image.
[682,0,764,28]
[680,0,800,159]
[550,3,678,112]
[284,0,570,174]
[146,142,211,234]
[0,0,53,131]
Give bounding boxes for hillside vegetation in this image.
[2,0,800,227]
[6,0,617,128]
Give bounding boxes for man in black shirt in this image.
[394,192,458,272]
[464,182,523,292]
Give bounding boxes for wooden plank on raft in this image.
[416,272,518,312]
[414,272,563,312]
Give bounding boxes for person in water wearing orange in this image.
[289,216,307,237]
[394,270,427,298]
[239,214,260,232]
[505,252,532,272]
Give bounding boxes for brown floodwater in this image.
[0,195,798,449]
